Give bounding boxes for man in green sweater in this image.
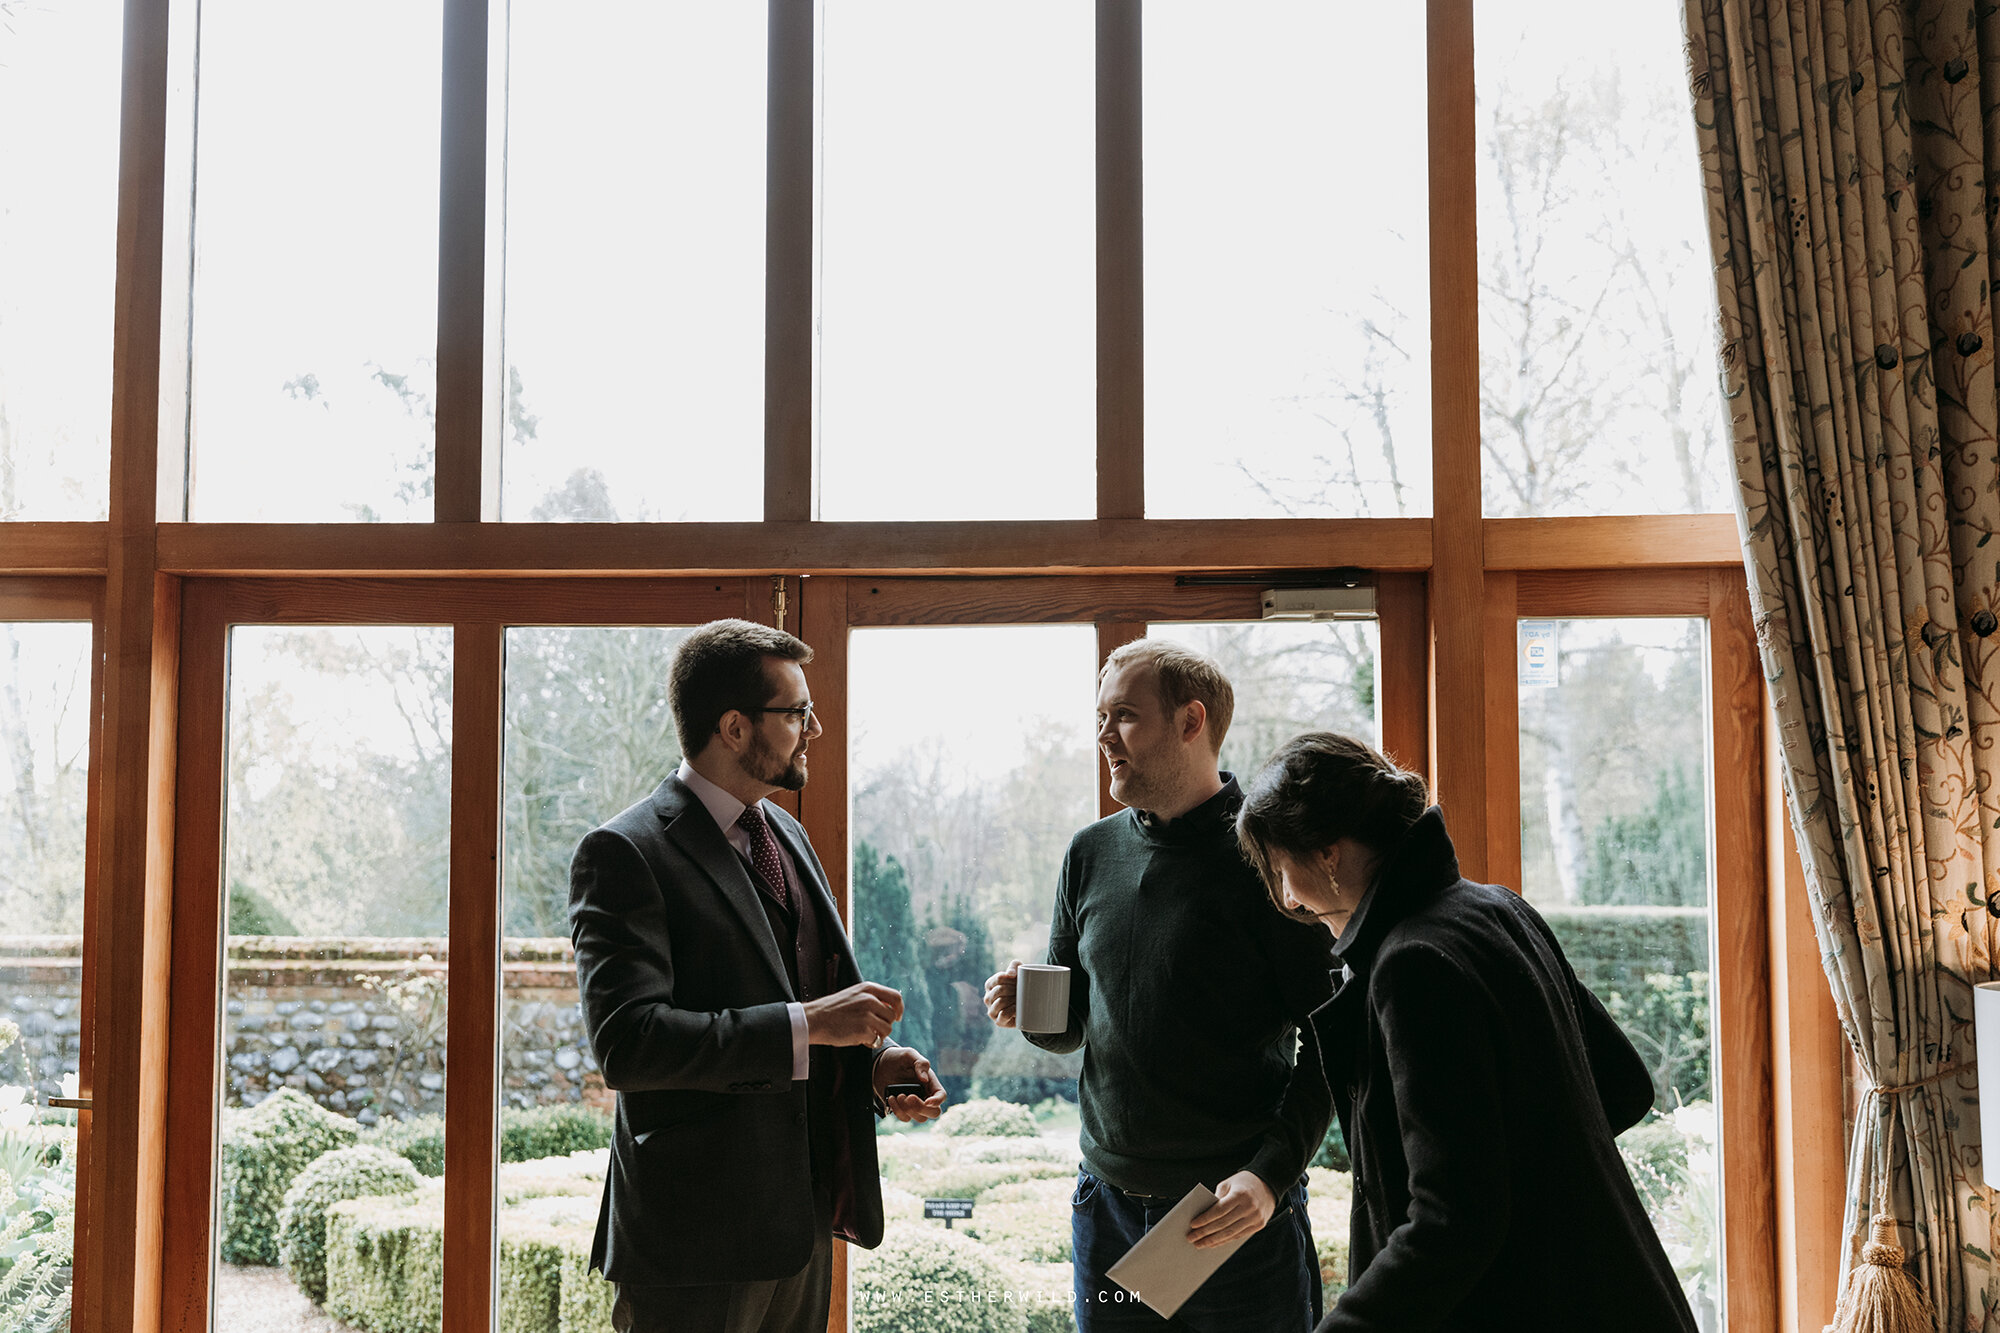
[984,639,1334,1332]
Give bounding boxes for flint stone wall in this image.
[1,936,600,1121]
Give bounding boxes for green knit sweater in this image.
[1027,777,1335,1197]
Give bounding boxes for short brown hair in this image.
[1101,638,1234,751]
[669,619,813,755]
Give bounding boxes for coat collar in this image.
[651,774,795,997]
[1328,806,1460,980]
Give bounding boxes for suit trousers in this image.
[611,1187,834,1333]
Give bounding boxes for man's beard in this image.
[748,733,809,791]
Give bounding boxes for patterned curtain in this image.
[1684,0,2000,1323]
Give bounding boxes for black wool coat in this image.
[1311,808,1698,1333]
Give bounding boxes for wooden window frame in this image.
[2,0,1839,1331]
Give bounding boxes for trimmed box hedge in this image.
[278,1145,422,1304]
[325,1188,447,1333]
[219,1088,360,1265]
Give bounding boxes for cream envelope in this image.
[1104,1184,1254,1320]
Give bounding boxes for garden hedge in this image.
[361,1105,613,1180]
[278,1145,422,1303]
[325,1189,447,1333]
[933,1099,1038,1139]
[219,1087,360,1264]
[850,1223,1027,1333]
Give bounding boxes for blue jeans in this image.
[1070,1170,1320,1332]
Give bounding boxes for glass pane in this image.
[1144,2,1431,520]
[212,627,452,1333]
[818,2,1095,520]
[1148,621,1381,772]
[495,627,692,1324]
[0,622,93,1326]
[187,0,444,521]
[1475,1,1729,517]
[0,4,119,520]
[847,625,1098,1327]
[500,7,765,522]
[1517,617,1720,1327]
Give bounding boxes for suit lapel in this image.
[655,778,795,999]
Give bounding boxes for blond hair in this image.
[1102,638,1234,751]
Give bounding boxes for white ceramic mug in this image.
[1014,963,1072,1034]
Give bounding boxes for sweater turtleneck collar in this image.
[1131,773,1241,845]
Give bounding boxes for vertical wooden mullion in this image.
[1375,573,1430,783]
[158,586,229,1333]
[1481,572,1521,892]
[443,621,503,1333]
[89,0,177,1319]
[434,0,490,523]
[1766,687,1842,1332]
[1425,0,1486,879]
[765,0,815,521]
[1094,620,1145,819]
[1709,568,1779,1329]
[794,578,847,1333]
[1096,0,1144,520]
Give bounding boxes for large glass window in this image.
[499,7,766,522]
[0,621,94,1327]
[1518,616,1720,1326]
[187,0,444,521]
[0,3,120,520]
[1149,620,1381,771]
[1144,2,1431,520]
[817,2,1096,521]
[1475,0,1729,517]
[210,627,452,1332]
[845,624,1099,1327]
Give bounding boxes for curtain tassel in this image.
[1825,1217,1934,1333]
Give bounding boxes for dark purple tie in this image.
[736,805,791,912]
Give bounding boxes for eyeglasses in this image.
[744,701,816,726]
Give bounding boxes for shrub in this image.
[962,1177,1072,1264]
[278,1145,422,1305]
[851,1222,1020,1333]
[498,1227,567,1333]
[220,1087,360,1264]
[364,1114,446,1178]
[325,1188,446,1333]
[933,1098,1038,1139]
[501,1104,612,1163]
[1310,1118,1350,1172]
[557,1245,616,1333]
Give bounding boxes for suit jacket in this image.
[1311,809,1696,1332]
[569,774,888,1287]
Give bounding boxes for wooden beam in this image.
[202,577,750,626]
[848,576,1261,626]
[1426,0,1485,879]
[432,0,490,523]
[1096,0,1143,520]
[1376,573,1429,783]
[0,524,110,575]
[1517,567,1713,618]
[764,0,814,521]
[1481,572,1520,892]
[1095,620,1145,819]
[1766,674,1842,1331]
[87,0,177,1321]
[442,622,502,1333]
[155,518,1435,576]
[1710,567,1779,1332]
[1484,514,1740,570]
[158,584,227,1333]
[0,578,104,619]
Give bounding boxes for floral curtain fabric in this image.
[1684,0,2000,1322]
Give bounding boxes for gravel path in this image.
[213,1264,359,1333]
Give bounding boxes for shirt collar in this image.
[1131,772,1241,842]
[678,759,750,835]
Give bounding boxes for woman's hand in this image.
[982,960,1023,1028]
[1186,1171,1277,1249]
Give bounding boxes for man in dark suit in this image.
[570,618,946,1333]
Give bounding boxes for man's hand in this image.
[873,1046,947,1123]
[982,960,1023,1028]
[1187,1171,1277,1250]
[804,982,902,1047]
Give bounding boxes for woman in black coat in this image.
[1235,732,1697,1332]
